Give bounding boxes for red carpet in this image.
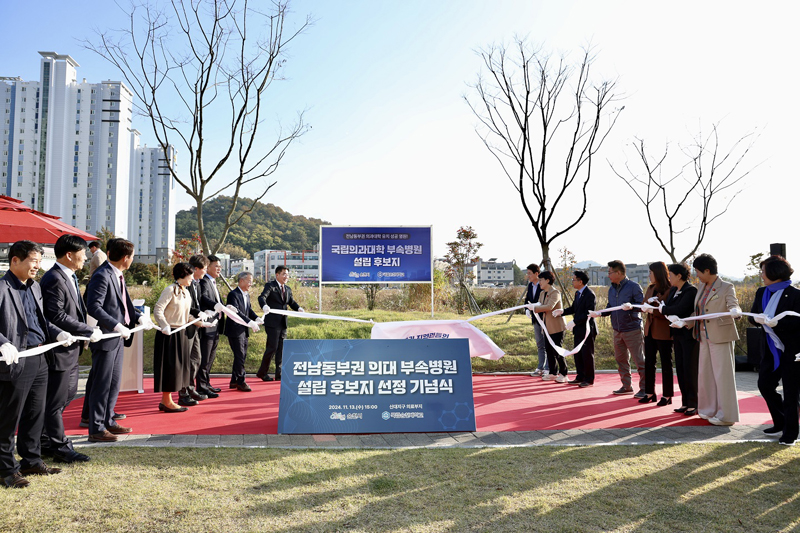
[64,374,770,436]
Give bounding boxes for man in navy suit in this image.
[224,272,260,391]
[0,241,71,488]
[40,235,102,463]
[554,270,598,387]
[85,238,147,442]
[197,255,225,396]
[256,265,303,382]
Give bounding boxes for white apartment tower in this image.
[129,129,177,255]
[2,52,176,253]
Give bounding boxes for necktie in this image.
[574,290,581,306]
[73,273,85,314]
[281,284,286,300]
[120,274,131,325]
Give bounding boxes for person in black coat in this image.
[749,255,800,446]
[0,241,68,488]
[224,272,260,391]
[196,255,225,396]
[256,265,303,382]
[554,270,597,387]
[40,235,101,464]
[661,263,699,416]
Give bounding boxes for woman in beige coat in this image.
[152,262,196,413]
[537,271,569,383]
[690,254,742,426]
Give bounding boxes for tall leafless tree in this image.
[609,123,759,264]
[83,0,311,254]
[465,39,623,275]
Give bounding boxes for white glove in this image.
[621,302,634,311]
[114,323,132,340]
[0,343,20,365]
[566,320,575,331]
[247,321,260,333]
[262,305,271,315]
[298,307,305,313]
[89,328,103,343]
[670,320,686,329]
[525,303,540,311]
[255,316,265,325]
[644,306,654,314]
[525,309,531,318]
[138,315,155,330]
[589,310,601,319]
[552,309,563,318]
[197,310,211,321]
[161,325,172,336]
[754,314,768,325]
[766,317,779,328]
[729,307,743,319]
[57,331,76,347]
[647,296,660,304]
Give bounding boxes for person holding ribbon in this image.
[749,255,800,446]
[553,270,597,387]
[688,253,742,426]
[662,263,699,417]
[535,271,569,383]
[153,262,199,413]
[640,262,674,406]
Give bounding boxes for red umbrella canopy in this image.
[0,195,97,244]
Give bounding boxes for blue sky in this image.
[3,1,798,278]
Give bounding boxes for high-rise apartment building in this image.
[1,52,176,254]
[129,129,176,255]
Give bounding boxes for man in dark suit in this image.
[0,241,71,488]
[178,254,211,406]
[85,238,145,442]
[554,270,597,387]
[524,264,548,376]
[225,272,260,391]
[40,235,102,464]
[257,265,303,381]
[197,255,225,396]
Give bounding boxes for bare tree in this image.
[83,0,311,254]
[609,123,759,264]
[465,39,623,274]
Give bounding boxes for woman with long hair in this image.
[152,262,196,413]
[640,262,674,405]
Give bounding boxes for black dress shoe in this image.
[197,388,219,399]
[112,413,126,420]
[2,472,30,488]
[19,463,62,476]
[764,426,784,435]
[674,406,689,413]
[638,394,657,404]
[159,403,189,413]
[210,386,221,393]
[578,382,594,388]
[275,375,281,381]
[189,390,208,401]
[657,397,672,406]
[684,408,698,417]
[53,450,91,463]
[260,375,274,382]
[178,397,199,407]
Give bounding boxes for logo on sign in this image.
[381,411,390,420]
[330,412,346,421]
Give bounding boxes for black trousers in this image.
[644,335,674,396]
[228,334,249,385]
[258,327,286,378]
[673,334,699,408]
[42,363,80,453]
[545,331,567,376]
[86,341,124,435]
[197,332,219,390]
[0,354,48,476]
[573,332,596,384]
[758,351,800,442]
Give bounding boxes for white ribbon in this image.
[14,323,152,359]
[214,301,372,326]
[665,310,800,324]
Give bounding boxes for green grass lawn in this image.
[2,444,798,532]
[79,310,620,375]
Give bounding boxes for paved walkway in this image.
[70,369,781,449]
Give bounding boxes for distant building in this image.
[256,249,319,284]
[129,130,176,255]
[230,258,254,277]
[2,52,175,253]
[586,262,654,286]
[476,258,514,286]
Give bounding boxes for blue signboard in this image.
[277,339,475,434]
[319,225,432,283]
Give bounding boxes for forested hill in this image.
[175,196,329,258]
